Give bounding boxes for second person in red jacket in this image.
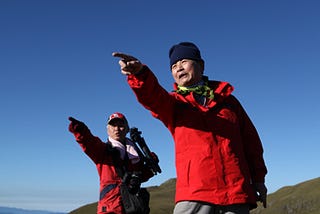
[68,112,157,214]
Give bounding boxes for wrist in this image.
[134,65,147,75]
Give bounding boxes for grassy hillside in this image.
[69,177,320,214]
[148,178,176,213]
[251,177,320,214]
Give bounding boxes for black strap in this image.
[99,183,117,200]
[113,145,129,181]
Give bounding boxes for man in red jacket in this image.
[68,112,157,214]
[112,42,268,214]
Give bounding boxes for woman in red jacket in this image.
[68,112,156,214]
[113,42,268,214]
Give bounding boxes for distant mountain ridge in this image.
[70,177,320,214]
[0,206,66,214]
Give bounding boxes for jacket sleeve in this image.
[127,66,176,128]
[71,127,113,164]
[232,96,268,183]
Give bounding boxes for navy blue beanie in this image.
[169,42,203,67]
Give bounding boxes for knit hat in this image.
[107,112,129,129]
[169,42,203,67]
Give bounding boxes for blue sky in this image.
[1,0,319,212]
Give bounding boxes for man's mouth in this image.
[179,73,187,79]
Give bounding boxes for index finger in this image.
[68,116,77,122]
[112,52,137,61]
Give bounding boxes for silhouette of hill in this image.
[69,177,320,214]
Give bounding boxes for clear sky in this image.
[1,0,319,212]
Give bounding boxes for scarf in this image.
[108,136,140,164]
[174,78,215,100]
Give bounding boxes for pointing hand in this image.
[112,52,143,75]
[68,117,87,133]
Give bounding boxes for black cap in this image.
[169,42,203,67]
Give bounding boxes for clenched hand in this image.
[254,182,267,208]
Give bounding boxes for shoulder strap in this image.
[113,146,129,182]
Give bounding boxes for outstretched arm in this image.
[68,117,113,164]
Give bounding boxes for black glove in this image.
[254,182,267,208]
[68,117,87,133]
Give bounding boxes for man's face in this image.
[107,119,128,143]
[171,59,204,87]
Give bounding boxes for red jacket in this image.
[71,128,154,213]
[127,66,267,207]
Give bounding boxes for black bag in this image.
[120,183,150,214]
[111,139,152,214]
[113,151,150,214]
